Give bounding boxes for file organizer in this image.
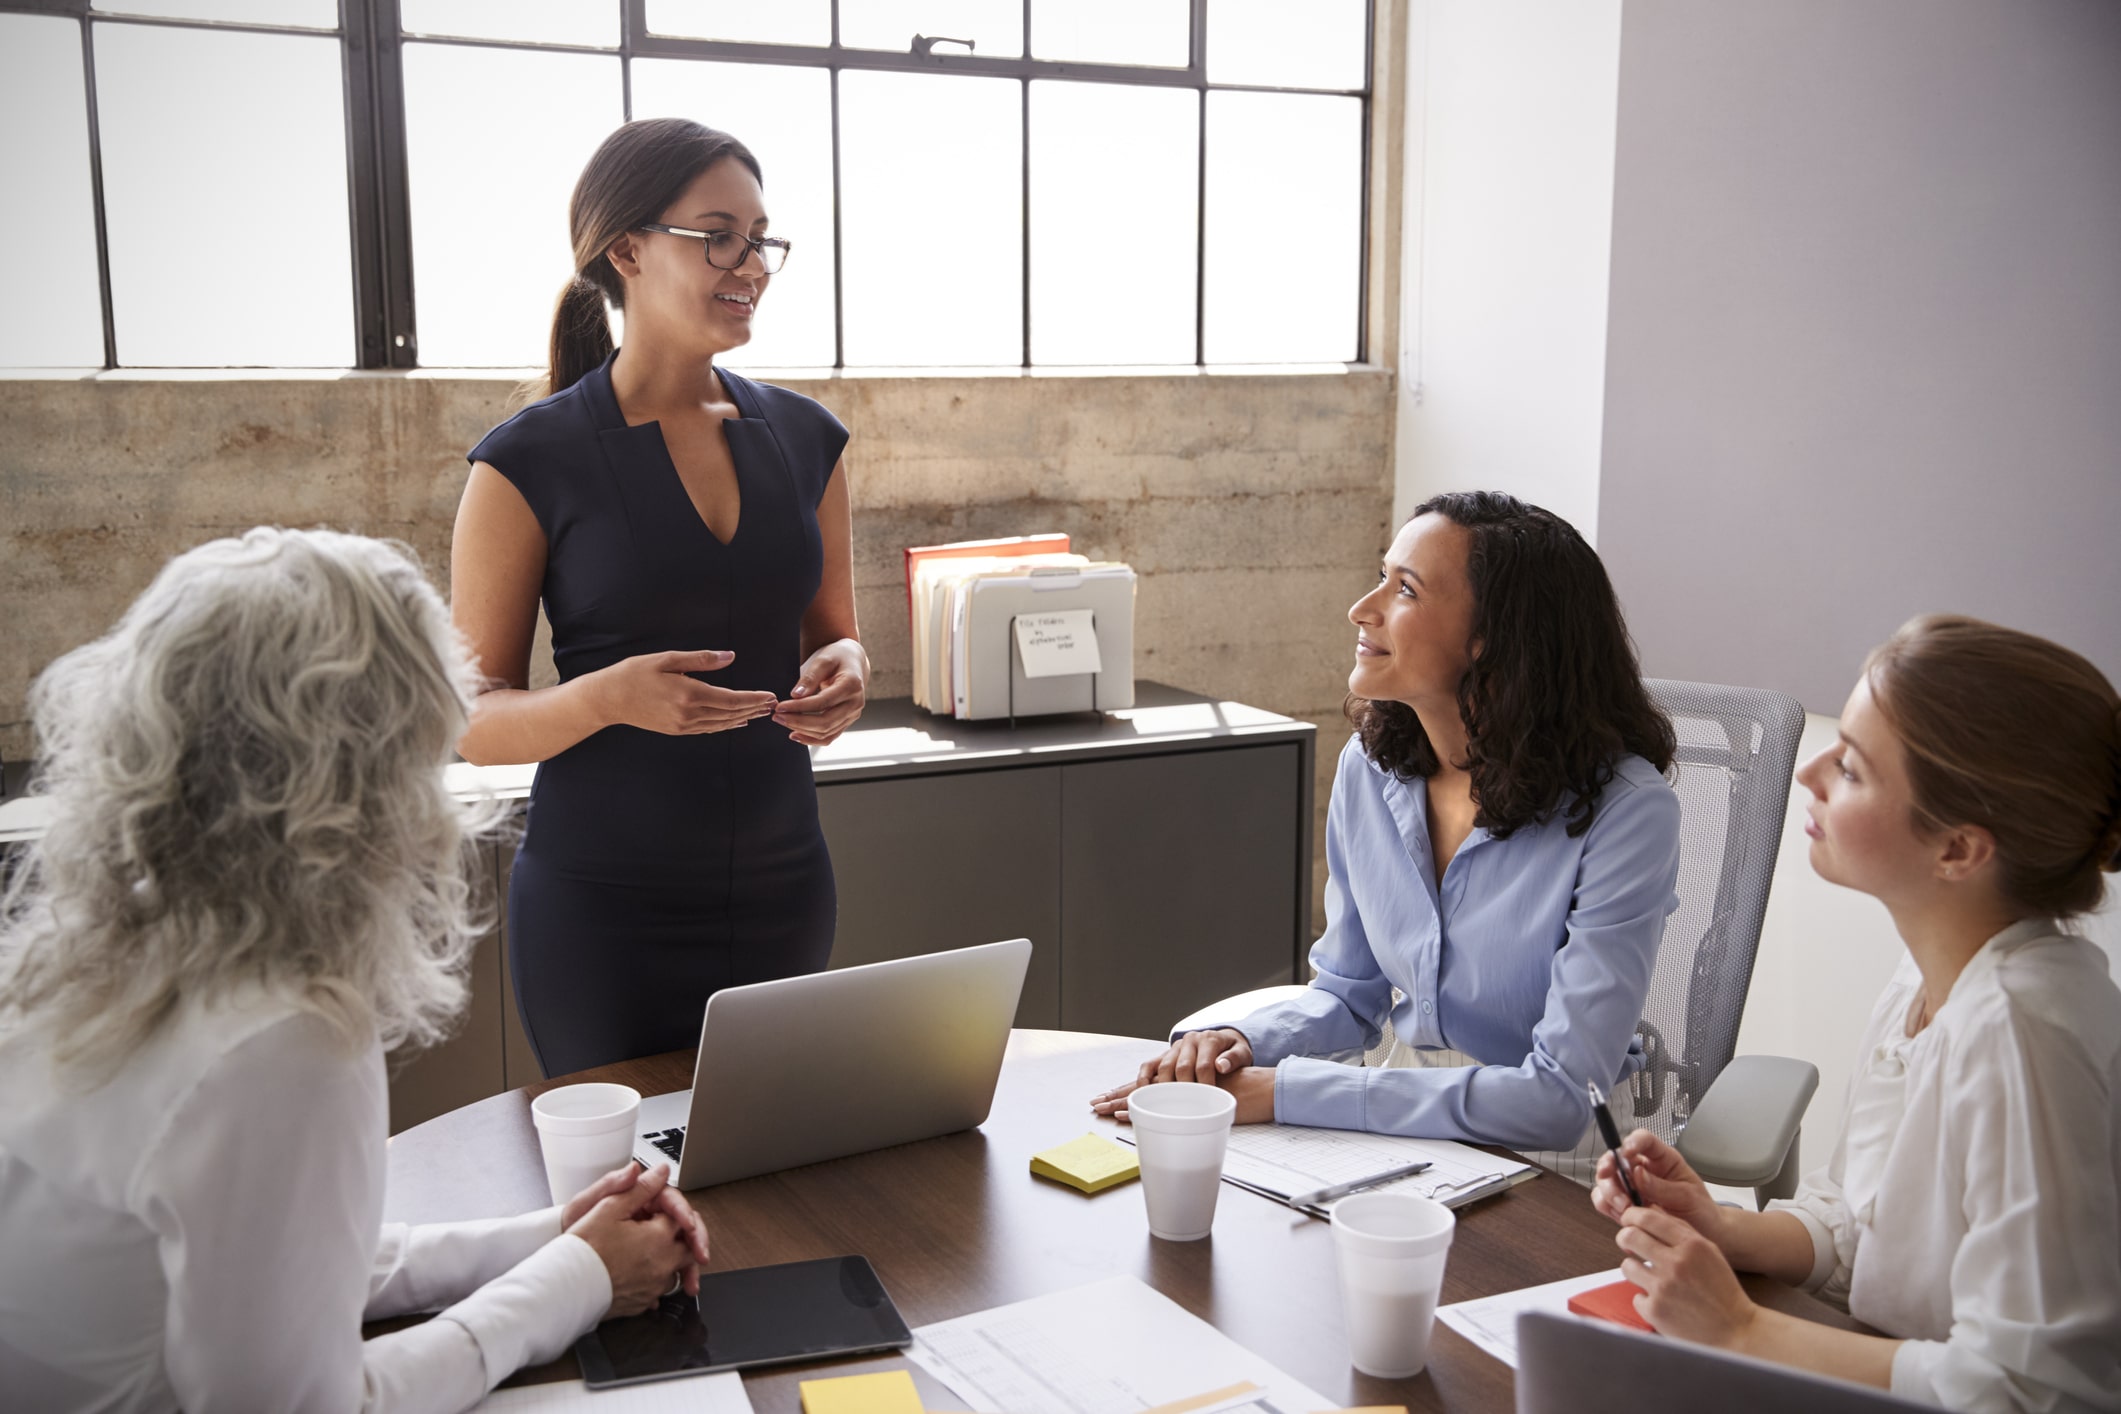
[909,546,1136,722]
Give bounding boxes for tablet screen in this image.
[576,1255,913,1389]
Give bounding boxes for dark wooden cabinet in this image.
[817,767,1064,1028]
[1057,745,1303,1040]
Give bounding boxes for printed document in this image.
[907,1275,1332,1414]
[1433,1269,1619,1368]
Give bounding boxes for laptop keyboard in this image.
[646,1127,685,1163]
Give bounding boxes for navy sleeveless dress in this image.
[467,351,845,1076]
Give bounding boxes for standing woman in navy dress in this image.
[451,119,866,1076]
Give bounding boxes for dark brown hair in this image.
[1347,490,1675,838]
[1864,614,2121,918]
[545,118,763,398]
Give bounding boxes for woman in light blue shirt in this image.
[1094,490,1681,1161]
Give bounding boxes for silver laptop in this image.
[633,938,1032,1189]
[1516,1310,1932,1414]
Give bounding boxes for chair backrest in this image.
[1629,679,1805,1144]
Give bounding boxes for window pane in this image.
[1029,81,1195,365]
[400,1,618,48]
[839,71,1020,366]
[0,16,103,367]
[645,0,828,46]
[92,0,335,27]
[95,23,353,366]
[1202,91,1360,363]
[630,60,835,367]
[1031,0,1188,68]
[840,2,1021,59]
[403,45,621,367]
[1207,0,1366,91]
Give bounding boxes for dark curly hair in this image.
[1347,490,1675,838]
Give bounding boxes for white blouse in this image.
[1770,919,2121,1412]
[0,991,612,1413]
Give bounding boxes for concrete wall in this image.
[1598,0,2121,712]
[0,367,1395,925]
[1393,0,1623,539]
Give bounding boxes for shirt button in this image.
[1421,1000,1434,1015]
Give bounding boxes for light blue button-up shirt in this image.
[1207,734,1682,1152]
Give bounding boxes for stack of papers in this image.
[907,1276,1332,1414]
[911,554,1136,720]
[1211,1124,1536,1214]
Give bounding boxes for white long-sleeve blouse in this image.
[0,991,612,1413]
[1769,919,2121,1411]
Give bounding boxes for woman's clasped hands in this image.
[1593,1128,1760,1350]
[1088,1028,1276,1125]
[561,1160,712,1318]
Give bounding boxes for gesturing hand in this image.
[589,649,777,737]
[772,639,868,747]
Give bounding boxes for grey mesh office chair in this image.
[1172,679,1817,1207]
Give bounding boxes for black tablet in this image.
[576,1255,913,1390]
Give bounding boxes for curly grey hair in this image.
[0,527,500,1083]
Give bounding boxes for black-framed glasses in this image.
[637,223,792,274]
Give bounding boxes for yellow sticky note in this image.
[1030,1133,1141,1194]
[799,1369,924,1414]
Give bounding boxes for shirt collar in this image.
[1940,915,2063,1012]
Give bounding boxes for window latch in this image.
[911,34,976,58]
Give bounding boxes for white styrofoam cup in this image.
[1126,1082,1237,1241]
[1331,1189,1456,1378]
[530,1082,642,1207]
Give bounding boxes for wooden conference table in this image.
[381,1031,1855,1413]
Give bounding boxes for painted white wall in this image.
[1597,0,2121,713]
[1736,713,2121,1153]
[1392,0,1622,539]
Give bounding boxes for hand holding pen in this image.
[1588,1081,1641,1206]
[1587,1100,1730,1238]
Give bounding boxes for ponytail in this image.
[539,118,765,400]
[546,275,614,398]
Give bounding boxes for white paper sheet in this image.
[474,1371,752,1412]
[1118,1123,1534,1214]
[906,1276,1333,1414]
[1433,1269,1620,1368]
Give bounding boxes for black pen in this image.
[1587,1080,1641,1207]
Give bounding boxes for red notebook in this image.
[1567,1279,1656,1333]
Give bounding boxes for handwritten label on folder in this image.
[1014,609,1102,679]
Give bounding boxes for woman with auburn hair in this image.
[452,117,864,1077]
[1094,490,1683,1175]
[1591,615,2121,1409]
[0,529,708,1413]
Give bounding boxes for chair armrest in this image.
[1675,1055,1819,1188]
[1170,984,1310,1039]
